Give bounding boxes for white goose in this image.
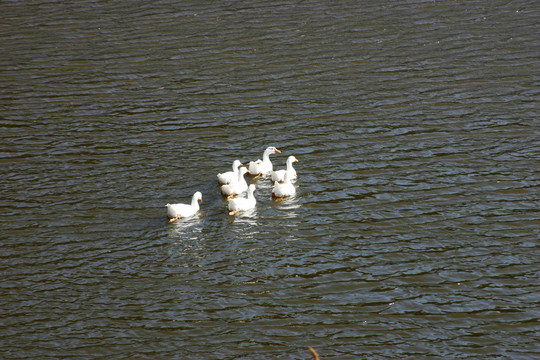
[272,171,296,200]
[248,146,281,177]
[217,159,242,185]
[271,155,298,183]
[166,191,202,222]
[221,167,249,197]
[227,184,257,215]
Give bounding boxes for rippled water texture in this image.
[1,1,539,359]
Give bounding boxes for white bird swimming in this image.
[272,171,296,200]
[248,146,281,177]
[227,184,257,215]
[220,167,249,197]
[166,191,202,222]
[271,155,298,183]
[217,159,242,185]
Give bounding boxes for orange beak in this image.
[275,148,281,153]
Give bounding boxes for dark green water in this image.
[1,1,539,359]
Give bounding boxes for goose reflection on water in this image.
[227,206,258,226]
[166,214,203,238]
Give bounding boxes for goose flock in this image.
[166,146,299,222]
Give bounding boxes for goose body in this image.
[272,171,296,199]
[221,167,249,197]
[217,159,242,185]
[248,146,281,177]
[166,191,202,222]
[271,155,298,183]
[227,184,257,215]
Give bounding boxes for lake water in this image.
[1,1,539,359]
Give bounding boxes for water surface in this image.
[1,1,539,359]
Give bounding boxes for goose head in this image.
[264,146,281,156]
[232,159,242,169]
[287,155,298,164]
